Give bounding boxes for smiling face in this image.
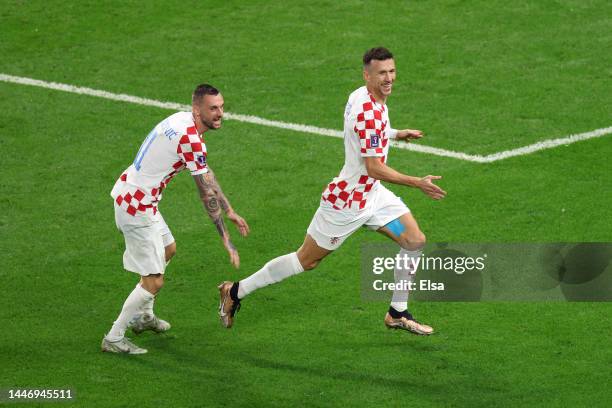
[193,93,224,132]
[363,58,396,102]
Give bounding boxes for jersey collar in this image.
[367,92,386,113]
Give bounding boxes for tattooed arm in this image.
[193,169,250,268]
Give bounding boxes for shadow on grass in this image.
[239,354,428,390]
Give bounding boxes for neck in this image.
[195,122,207,135]
[192,113,208,135]
[366,84,386,105]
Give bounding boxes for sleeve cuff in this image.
[387,128,398,139]
[190,167,209,176]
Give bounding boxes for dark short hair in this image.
[192,84,220,104]
[363,47,394,66]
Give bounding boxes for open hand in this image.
[227,211,250,237]
[418,175,446,200]
[396,129,423,141]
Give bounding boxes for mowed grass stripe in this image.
[2,73,610,163]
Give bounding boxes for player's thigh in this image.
[157,211,176,260]
[377,212,426,250]
[164,242,176,261]
[297,233,333,270]
[365,186,425,250]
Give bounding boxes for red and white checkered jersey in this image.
[321,86,398,212]
[111,111,208,216]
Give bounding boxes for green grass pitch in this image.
[1,1,611,407]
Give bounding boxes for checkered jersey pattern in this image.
[177,126,208,174]
[112,113,209,216]
[321,88,392,212]
[322,174,378,210]
[115,173,158,216]
[355,94,389,157]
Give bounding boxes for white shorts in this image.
[307,184,410,250]
[114,204,175,276]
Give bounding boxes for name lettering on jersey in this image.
[160,119,178,140]
[371,135,380,147]
[164,128,177,140]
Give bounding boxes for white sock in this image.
[238,252,304,299]
[390,248,421,312]
[140,284,155,316]
[106,284,155,341]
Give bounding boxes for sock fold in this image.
[139,283,156,316]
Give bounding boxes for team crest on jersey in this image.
[330,237,340,245]
[197,155,207,165]
[371,135,380,147]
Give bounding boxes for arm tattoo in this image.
[194,171,232,242]
[203,169,232,213]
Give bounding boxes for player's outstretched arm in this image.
[193,170,249,268]
[364,157,446,200]
[203,168,250,237]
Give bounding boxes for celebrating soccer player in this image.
[218,47,446,335]
[102,85,250,354]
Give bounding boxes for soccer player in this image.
[102,84,250,354]
[218,47,446,335]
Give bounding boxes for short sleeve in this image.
[177,133,209,175]
[355,101,385,157]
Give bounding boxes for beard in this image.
[200,115,221,130]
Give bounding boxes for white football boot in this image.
[101,337,148,354]
[130,313,171,335]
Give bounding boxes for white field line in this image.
[1,73,610,163]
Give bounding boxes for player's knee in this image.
[165,243,176,261]
[399,230,426,251]
[156,275,165,290]
[142,274,164,294]
[151,275,164,292]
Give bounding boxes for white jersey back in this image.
[111,111,208,216]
